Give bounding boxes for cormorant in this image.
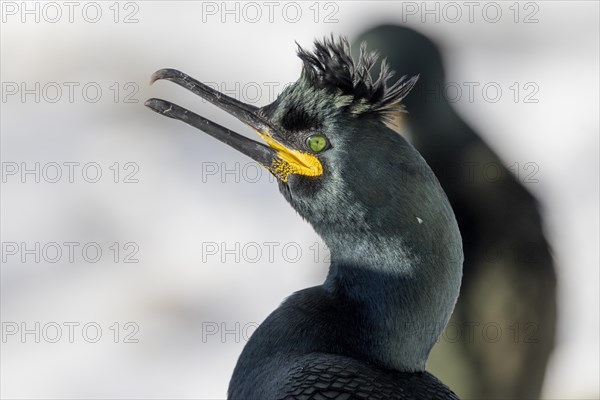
[146,36,463,400]
[352,26,557,399]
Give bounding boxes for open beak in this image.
[145,68,322,182]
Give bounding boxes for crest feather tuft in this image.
[296,35,419,121]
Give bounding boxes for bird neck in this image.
[322,230,461,372]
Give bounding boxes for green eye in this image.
[307,134,328,153]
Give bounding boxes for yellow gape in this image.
[256,130,323,182]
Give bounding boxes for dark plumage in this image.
[147,36,463,400]
[353,26,557,399]
[280,354,458,400]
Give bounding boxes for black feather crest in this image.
[296,36,419,121]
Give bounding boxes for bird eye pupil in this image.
[308,135,328,153]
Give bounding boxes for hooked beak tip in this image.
[150,68,182,85]
[149,71,163,85]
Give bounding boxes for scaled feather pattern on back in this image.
[279,353,459,400]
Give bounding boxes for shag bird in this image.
[353,26,557,399]
[146,36,463,400]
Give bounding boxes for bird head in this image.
[146,37,460,269]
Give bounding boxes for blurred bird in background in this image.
[353,26,557,400]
